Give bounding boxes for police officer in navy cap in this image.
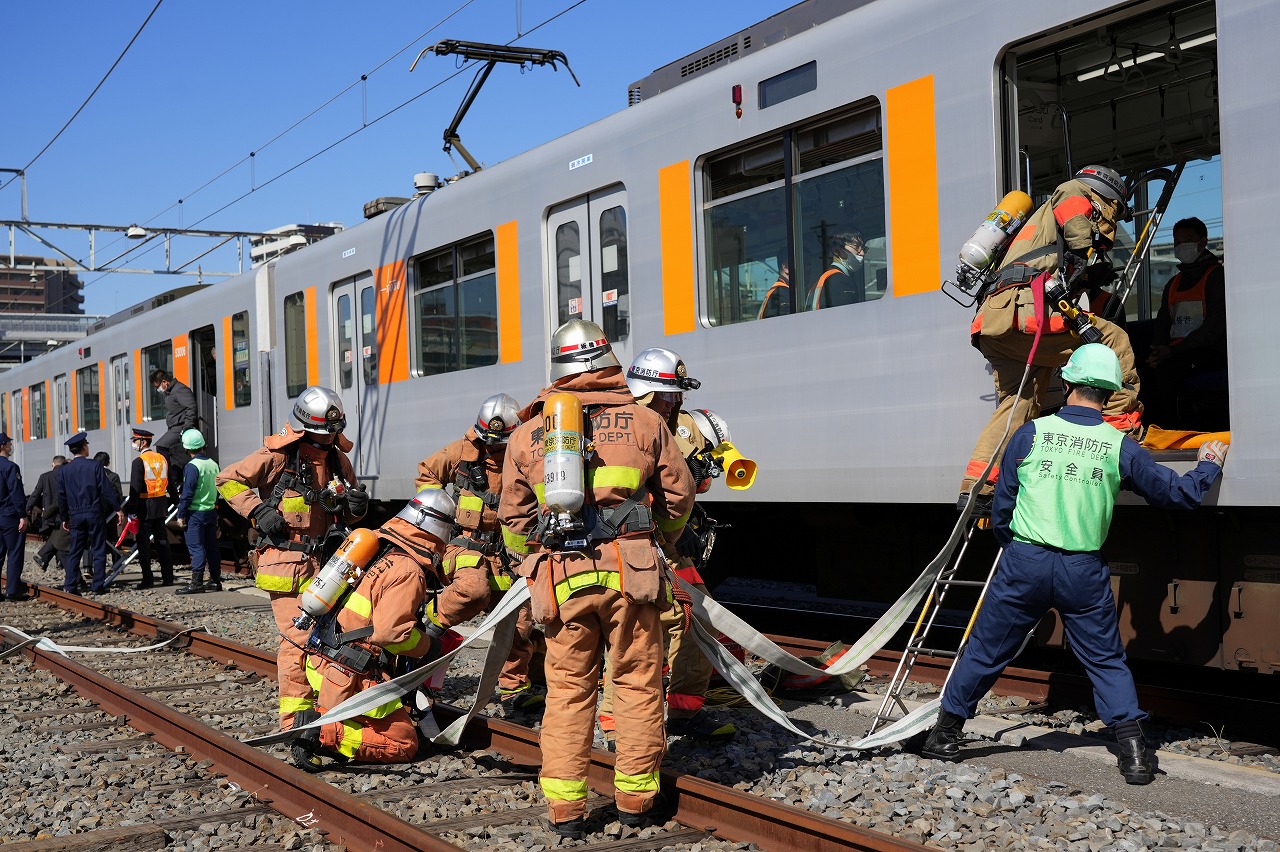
[0,432,29,601]
[55,432,123,594]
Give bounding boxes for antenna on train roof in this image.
[411,39,580,174]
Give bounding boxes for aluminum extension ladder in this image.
[867,518,1005,734]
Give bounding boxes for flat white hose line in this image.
[0,625,201,659]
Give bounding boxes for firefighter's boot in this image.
[1114,719,1154,785]
[921,709,967,760]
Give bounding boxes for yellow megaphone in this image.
[710,441,757,490]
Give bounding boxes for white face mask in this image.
[1173,242,1201,265]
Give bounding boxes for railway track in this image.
[0,582,929,851]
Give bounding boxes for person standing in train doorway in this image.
[0,432,30,601]
[960,165,1144,512]
[151,369,198,472]
[500,319,695,839]
[215,387,368,730]
[56,433,124,595]
[922,344,1228,785]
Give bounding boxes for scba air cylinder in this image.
[294,527,381,628]
[542,392,585,516]
[958,190,1034,274]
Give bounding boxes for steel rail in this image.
[0,625,458,852]
[17,582,930,852]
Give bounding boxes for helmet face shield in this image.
[475,393,521,445]
[395,488,457,544]
[293,386,347,434]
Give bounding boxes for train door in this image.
[188,325,219,461]
[546,185,633,368]
[53,374,71,447]
[11,394,23,469]
[109,354,132,468]
[329,274,379,479]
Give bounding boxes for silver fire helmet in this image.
[625,347,701,398]
[688,408,732,445]
[549,319,620,381]
[475,393,521,445]
[292,386,346,434]
[1074,165,1127,203]
[395,487,457,544]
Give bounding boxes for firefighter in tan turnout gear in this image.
[500,319,695,839]
[216,386,369,729]
[414,393,539,711]
[598,347,742,748]
[962,165,1144,508]
[292,488,456,770]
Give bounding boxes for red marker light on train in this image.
[732,84,742,119]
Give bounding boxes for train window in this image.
[360,285,378,385]
[759,61,817,109]
[599,206,630,342]
[28,383,47,440]
[231,311,251,407]
[336,294,354,390]
[76,364,100,431]
[141,341,173,422]
[0,392,7,436]
[556,222,582,326]
[412,232,498,376]
[12,393,22,443]
[283,291,309,398]
[703,101,885,325]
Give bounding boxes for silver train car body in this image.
[3,0,1275,670]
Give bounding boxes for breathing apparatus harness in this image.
[447,452,504,555]
[259,442,349,555]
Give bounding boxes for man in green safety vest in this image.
[922,344,1228,785]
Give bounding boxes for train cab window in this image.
[1004,0,1225,431]
[76,364,100,430]
[12,393,23,443]
[336,293,355,390]
[231,311,251,407]
[412,232,498,376]
[283,291,309,398]
[141,341,173,422]
[703,100,885,325]
[28,383,47,440]
[360,285,378,385]
[599,206,630,342]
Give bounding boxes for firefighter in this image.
[215,386,368,730]
[923,344,1228,785]
[293,488,456,770]
[500,319,695,838]
[597,348,736,748]
[961,165,1144,509]
[414,393,540,711]
[125,428,175,589]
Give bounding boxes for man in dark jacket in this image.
[151,369,199,470]
[0,432,29,600]
[94,451,123,544]
[27,456,68,573]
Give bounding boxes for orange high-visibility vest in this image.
[1167,263,1219,344]
[140,450,169,498]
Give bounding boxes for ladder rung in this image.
[936,579,987,588]
[907,646,958,658]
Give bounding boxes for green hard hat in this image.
[1060,343,1123,391]
[181,428,206,451]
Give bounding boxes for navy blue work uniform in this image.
[0,437,28,598]
[941,406,1222,727]
[56,435,122,594]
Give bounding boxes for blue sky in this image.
[2,0,786,315]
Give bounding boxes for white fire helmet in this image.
[688,408,732,445]
[475,393,521,445]
[292,386,346,434]
[1074,165,1127,203]
[625,347,702,398]
[394,487,457,544]
[549,319,620,381]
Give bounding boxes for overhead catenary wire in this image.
[0,0,165,196]
[78,0,591,292]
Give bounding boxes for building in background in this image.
[0,256,85,314]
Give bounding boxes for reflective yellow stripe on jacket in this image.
[458,494,485,513]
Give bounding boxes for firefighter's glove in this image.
[1084,263,1117,290]
[345,485,369,519]
[675,525,702,559]
[1197,440,1229,469]
[251,504,287,538]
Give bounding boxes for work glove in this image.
[1197,440,1229,469]
[1083,262,1117,290]
[250,503,287,538]
[675,525,702,559]
[345,484,369,518]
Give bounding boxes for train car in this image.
[2,0,1275,674]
